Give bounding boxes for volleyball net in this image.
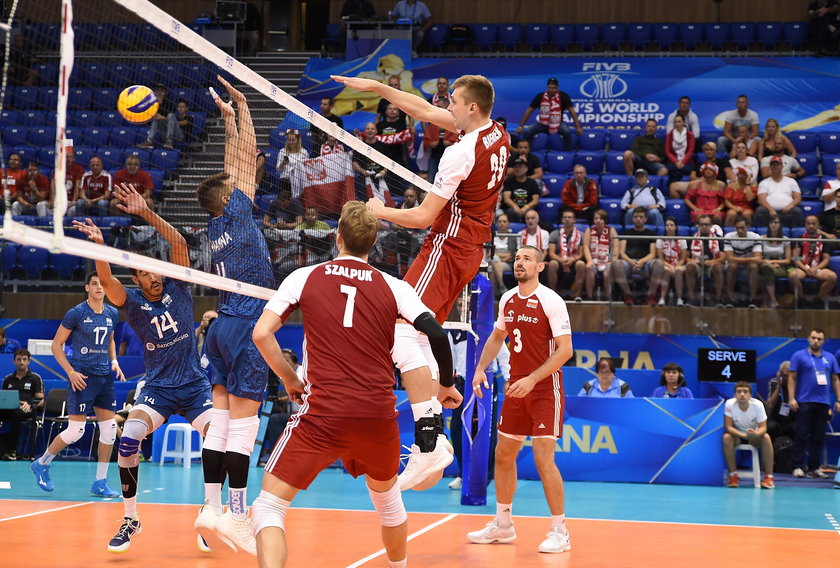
[1,0,458,314]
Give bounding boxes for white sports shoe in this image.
[216,510,257,556]
[195,505,236,552]
[398,443,454,491]
[792,467,805,478]
[467,519,516,544]
[538,527,571,553]
[448,476,462,490]
[437,434,454,455]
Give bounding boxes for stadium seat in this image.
[544,151,575,173]
[528,132,549,152]
[601,23,625,50]
[110,63,135,87]
[92,88,118,111]
[548,133,571,151]
[600,174,631,198]
[627,23,652,50]
[652,23,677,51]
[472,24,498,51]
[1,110,18,125]
[34,63,58,85]
[13,146,39,165]
[647,175,664,191]
[171,88,195,108]
[549,24,574,51]
[788,131,818,154]
[755,22,782,50]
[524,23,549,51]
[801,200,824,217]
[679,23,703,51]
[538,198,562,226]
[798,176,822,196]
[51,253,84,280]
[98,148,124,170]
[18,246,49,279]
[600,198,623,225]
[2,242,20,279]
[2,126,29,147]
[575,151,605,174]
[704,23,729,51]
[80,62,103,87]
[575,24,598,51]
[819,132,840,154]
[148,170,165,194]
[498,24,522,51]
[542,174,566,197]
[730,22,756,51]
[608,130,637,151]
[783,22,808,50]
[193,88,217,115]
[110,127,140,147]
[821,154,840,176]
[82,127,109,147]
[126,148,151,166]
[830,258,840,289]
[423,24,448,51]
[150,149,180,172]
[190,112,207,141]
[269,127,286,151]
[67,110,98,127]
[74,146,95,166]
[37,147,56,166]
[68,88,93,111]
[796,153,819,177]
[578,130,608,151]
[12,86,40,110]
[665,199,690,225]
[28,126,52,147]
[604,151,626,174]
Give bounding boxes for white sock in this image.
[229,487,247,520]
[430,398,442,415]
[388,558,407,568]
[39,451,56,466]
[551,514,566,531]
[96,460,109,481]
[496,503,512,527]
[205,482,223,514]
[410,401,434,421]
[124,497,137,519]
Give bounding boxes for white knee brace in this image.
[98,418,117,446]
[252,490,291,535]
[368,482,407,527]
[226,415,260,456]
[203,408,230,453]
[58,420,87,445]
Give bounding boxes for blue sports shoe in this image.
[91,478,120,498]
[108,517,142,553]
[31,460,54,492]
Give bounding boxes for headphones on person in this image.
[660,363,685,386]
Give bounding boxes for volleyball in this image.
[117,85,159,123]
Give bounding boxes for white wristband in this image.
[111,359,119,366]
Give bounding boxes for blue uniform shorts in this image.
[205,313,268,402]
[134,379,213,424]
[67,374,116,415]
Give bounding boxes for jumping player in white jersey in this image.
[31,272,125,497]
[331,73,507,489]
[251,201,452,568]
[468,245,574,554]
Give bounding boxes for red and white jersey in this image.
[264,256,431,419]
[496,284,571,392]
[429,120,509,245]
[80,170,112,200]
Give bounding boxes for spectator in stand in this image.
[194,309,218,356]
[788,328,840,478]
[651,363,693,398]
[169,98,194,148]
[684,214,725,306]
[717,95,760,154]
[517,209,549,255]
[623,119,668,177]
[582,209,616,301]
[612,207,663,306]
[263,189,304,245]
[763,361,796,445]
[789,215,837,307]
[665,114,696,187]
[489,213,519,297]
[728,141,759,181]
[759,215,792,309]
[375,76,409,123]
[6,34,39,87]
[75,156,111,217]
[505,139,544,184]
[296,206,334,267]
[495,116,518,150]
[561,164,598,225]
[807,0,840,55]
[754,156,803,228]
[0,327,22,354]
[666,96,700,138]
[276,128,310,195]
[1,154,26,205]
[669,141,733,199]
[821,161,840,213]
[723,217,763,308]
[49,146,85,216]
[422,96,459,183]
[113,155,155,212]
[11,161,50,217]
[727,125,759,158]
[514,77,583,151]
[389,0,432,56]
[621,169,666,230]
[427,76,449,105]
[376,103,411,193]
[0,349,44,460]
[546,208,586,298]
[578,357,634,397]
[724,167,757,227]
[757,118,797,161]
[759,137,804,180]
[722,381,775,489]
[139,84,173,149]
[352,122,389,201]
[821,187,840,238]
[685,162,726,226]
[501,158,540,222]
[654,217,688,306]
[312,97,345,153]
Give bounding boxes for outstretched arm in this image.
[72,218,127,307]
[210,84,239,183]
[217,76,258,202]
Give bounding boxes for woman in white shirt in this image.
[276,128,309,194]
[759,215,791,309]
[728,141,759,182]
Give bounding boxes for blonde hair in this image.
[452,74,494,116]
[338,201,378,256]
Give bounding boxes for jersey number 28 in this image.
[486,145,509,190]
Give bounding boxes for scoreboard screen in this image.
[697,348,756,382]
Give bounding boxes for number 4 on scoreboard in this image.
[721,364,731,379]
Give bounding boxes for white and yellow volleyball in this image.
[117,85,159,124]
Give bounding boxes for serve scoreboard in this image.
[697,348,756,382]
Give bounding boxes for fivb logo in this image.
[578,62,632,99]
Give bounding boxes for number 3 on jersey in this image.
[486,145,509,189]
[150,311,179,339]
[512,328,523,353]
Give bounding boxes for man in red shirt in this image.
[113,155,155,212]
[1,154,27,213]
[11,161,50,216]
[468,245,574,555]
[560,164,599,224]
[77,156,112,217]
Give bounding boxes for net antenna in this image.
[0,0,20,226]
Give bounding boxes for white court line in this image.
[0,501,96,523]
[344,513,458,568]
[825,513,840,536]
[0,481,11,489]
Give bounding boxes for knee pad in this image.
[98,418,117,446]
[392,323,428,373]
[203,409,230,453]
[58,420,87,445]
[118,418,148,468]
[368,482,407,527]
[226,415,260,456]
[252,490,290,536]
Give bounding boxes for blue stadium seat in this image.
[2,126,29,147]
[800,200,824,217]
[2,242,20,279]
[821,154,840,176]
[524,23,549,51]
[67,110,97,127]
[51,253,83,280]
[98,148,124,170]
[679,23,703,51]
[13,86,40,109]
[37,146,56,166]
[529,133,549,152]
[647,175,664,191]
[423,24,448,51]
[600,198,623,225]
[190,112,207,141]
[604,151,626,174]
[473,24,498,51]
[665,199,690,225]
[126,148,151,167]
[575,151,605,174]
[575,24,598,51]
[704,23,729,51]
[544,151,575,173]
[82,127,110,147]
[830,257,840,289]
[783,22,808,50]
[150,148,180,172]
[798,176,822,197]
[28,126,52,147]
[42,87,58,111]
[548,133,570,151]
[110,64,135,87]
[12,146,39,165]
[110,127,140,147]
[652,23,677,50]
[608,130,637,151]
[498,24,522,51]
[18,246,49,279]
[193,88,217,114]
[80,62,104,87]
[601,24,625,51]
[148,170,165,194]
[600,174,631,198]
[756,22,782,50]
[97,109,121,128]
[819,132,840,154]
[578,130,608,151]
[626,23,652,50]
[730,22,756,51]
[74,146,95,166]
[542,174,566,197]
[796,153,819,176]
[68,88,93,111]
[1,110,18,125]
[538,198,562,226]
[183,63,212,90]
[171,88,195,108]
[269,127,286,150]
[788,131,818,153]
[34,63,58,85]
[549,24,574,51]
